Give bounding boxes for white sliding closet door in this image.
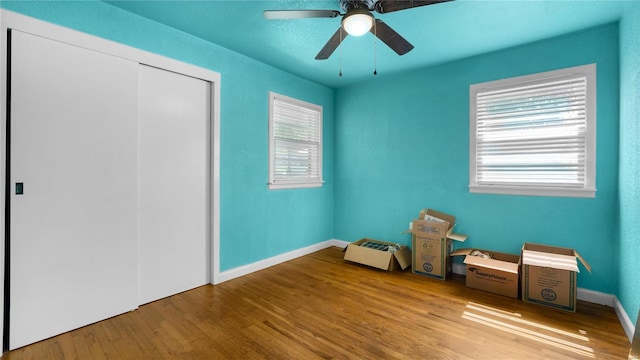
[137,65,210,305]
[9,31,139,349]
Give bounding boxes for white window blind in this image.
[268,92,323,190]
[469,64,596,197]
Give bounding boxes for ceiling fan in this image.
[264,0,452,60]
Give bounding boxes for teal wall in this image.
[619,2,640,327]
[3,0,639,331]
[0,1,335,271]
[334,24,620,294]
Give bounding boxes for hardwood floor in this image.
[3,246,630,359]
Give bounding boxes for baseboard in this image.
[452,262,466,276]
[614,296,636,342]
[215,239,347,284]
[576,287,614,306]
[454,262,634,341]
[331,239,350,248]
[216,239,634,343]
[454,264,615,303]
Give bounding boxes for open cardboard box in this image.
[521,243,591,312]
[407,209,467,280]
[451,248,520,298]
[343,238,412,271]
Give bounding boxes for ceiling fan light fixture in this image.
[342,9,374,36]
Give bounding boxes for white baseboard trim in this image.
[215,239,347,284]
[452,262,466,276]
[331,239,350,248]
[454,262,634,342]
[614,296,636,342]
[577,287,614,306]
[216,239,634,343]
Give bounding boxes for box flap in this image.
[407,209,466,242]
[463,255,519,274]
[424,209,455,225]
[522,249,579,272]
[522,243,591,273]
[450,248,473,256]
[343,238,368,251]
[393,246,412,270]
[410,219,450,237]
[408,223,466,242]
[420,209,455,231]
[523,242,574,256]
[448,233,467,242]
[574,250,592,273]
[452,248,519,274]
[344,244,393,271]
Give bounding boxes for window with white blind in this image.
[268,92,323,190]
[469,64,596,198]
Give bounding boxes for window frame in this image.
[469,64,597,198]
[268,91,323,190]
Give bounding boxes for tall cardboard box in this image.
[409,209,467,280]
[451,248,520,298]
[521,243,591,312]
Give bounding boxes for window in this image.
[469,64,596,198]
[268,92,323,190]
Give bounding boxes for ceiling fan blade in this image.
[263,10,341,19]
[373,0,452,14]
[315,28,347,60]
[370,19,414,55]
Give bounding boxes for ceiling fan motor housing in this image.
[264,0,440,59]
[341,0,375,11]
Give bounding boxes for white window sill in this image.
[469,185,596,198]
[268,181,324,190]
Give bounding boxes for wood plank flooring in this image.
[3,246,631,359]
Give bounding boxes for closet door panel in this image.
[9,30,138,349]
[138,65,210,305]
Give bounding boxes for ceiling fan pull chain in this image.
[373,20,377,75]
[339,28,343,77]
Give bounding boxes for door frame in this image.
[0,8,222,350]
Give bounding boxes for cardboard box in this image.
[408,209,467,280]
[451,248,520,298]
[343,238,412,271]
[521,243,591,312]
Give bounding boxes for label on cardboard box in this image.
[466,267,519,298]
[413,220,448,237]
[520,242,589,312]
[412,235,452,280]
[523,264,576,311]
[451,248,520,298]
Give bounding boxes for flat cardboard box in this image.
[343,238,412,271]
[451,248,520,298]
[408,209,467,280]
[521,243,591,312]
